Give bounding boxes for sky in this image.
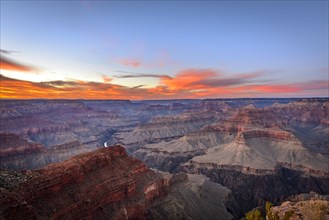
[0,0,328,99]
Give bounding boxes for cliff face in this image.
[117,111,218,150]
[0,133,44,157]
[1,145,158,219]
[0,133,94,170]
[186,165,329,214]
[1,98,328,171]
[133,132,234,172]
[0,100,139,170]
[0,145,234,220]
[132,99,329,174]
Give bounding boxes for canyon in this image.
[0,145,235,219]
[0,98,328,219]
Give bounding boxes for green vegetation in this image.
[243,208,264,220]
[265,201,272,214]
[266,201,279,220]
[241,201,279,220]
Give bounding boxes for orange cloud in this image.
[1,75,184,100]
[161,69,218,91]
[0,75,122,99]
[0,68,327,100]
[158,69,268,92]
[0,55,37,72]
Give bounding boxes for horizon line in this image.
[1,97,328,102]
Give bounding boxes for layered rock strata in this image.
[0,145,235,220]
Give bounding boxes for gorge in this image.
[1,98,328,219]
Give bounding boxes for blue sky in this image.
[0,1,328,99]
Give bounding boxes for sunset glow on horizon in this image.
[0,1,328,100]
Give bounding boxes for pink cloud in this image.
[119,59,141,68]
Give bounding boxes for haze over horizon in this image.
[0,1,328,99]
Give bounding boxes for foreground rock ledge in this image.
[0,145,234,220]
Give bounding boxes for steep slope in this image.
[185,129,328,174]
[115,111,218,151]
[148,174,239,220]
[0,145,234,220]
[0,100,141,170]
[182,128,329,213]
[1,98,328,218]
[0,133,94,170]
[133,132,234,172]
[0,133,44,157]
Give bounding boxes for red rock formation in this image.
[241,129,299,141]
[0,145,177,220]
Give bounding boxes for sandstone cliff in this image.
[0,145,234,220]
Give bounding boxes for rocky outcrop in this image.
[0,169,34,190]
[268,198,329,220]
[0,145,234,220]
[0,134,95,171]
[183,165,329,216]
[134,148,205,172]
[180,127,329,217]
[148,174,237,220]
[133,132,235,172]
[241,129,299,141]
[0,146,163,219]
[183,127,329,174]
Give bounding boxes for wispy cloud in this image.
[0,49,20,54]
[158,69,267,91]
[299,80,328,90]
[0,55,36,72]
[130,85,146,89]
[0,49,38,73]
[115,71,172,80]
